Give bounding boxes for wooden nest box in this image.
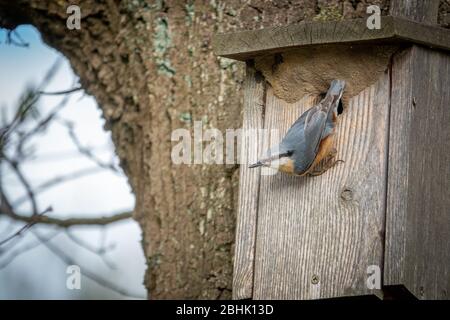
[213,13,450,300]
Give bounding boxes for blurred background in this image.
[0,25,146,299]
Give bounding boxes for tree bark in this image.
[0,0,397,299]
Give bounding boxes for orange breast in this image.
[304,134,335,175]
[277,133,335,176]
[278,158,295,174]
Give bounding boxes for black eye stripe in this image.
[262,151,292,163]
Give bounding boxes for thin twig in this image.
[65,230,117,269]
[0,207,51,246]
[1,202,132,228]
[19,145,111,163]
[1,59,63,143]
[6,29,29,47]
[0,186,140,298]
[3,155,38,215]
[0,59,142,298]
[32,229,145,299]
[62,119,119,172]
[1,95,39,144]
[16,94,71,154]
[38,87,83,96]
[0,231,59,268]
[12,166,104,207]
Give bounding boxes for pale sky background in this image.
[0,26,146,299]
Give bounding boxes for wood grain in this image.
[384,0,450,300]
[253,72,390,299]
[232,63,265,300]
[390,0,439,24]
[384,45,450,299]
[212,16,450,61]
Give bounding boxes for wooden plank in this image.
[212,16,450,61]
[390,0,439,24]
[232,63,265,300]
[385,0,450,300]
[253,72,390,299]
[384,45,450,299]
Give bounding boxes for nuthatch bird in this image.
[249,79,345,176]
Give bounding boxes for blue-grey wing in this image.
[282,104,333,143]
[279,105,329,173]
[299,109,329,172]
[277,79,344,174]
[279,108,309,148]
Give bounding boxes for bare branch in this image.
[1,204,132,228]
[3,155,38,215]
[32,229,145,299]
[38,87,83,96]
[6,29,29,47]
[0,59,61,145]
[65,230,117,269]
[62,119,119,172]
[0,231,59,269]
[13,166,104,207]
[0,94,38,146]
[0,179,139,298]
[0,58,141,298]
[16,94,71,155]
[2,122,132,228]
[0,207,51,246]
[1,170,132,229]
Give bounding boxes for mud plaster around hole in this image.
[254,44,399,106]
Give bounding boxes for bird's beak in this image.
[248,161,263,168]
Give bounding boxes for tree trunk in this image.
[1,0,394,299]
